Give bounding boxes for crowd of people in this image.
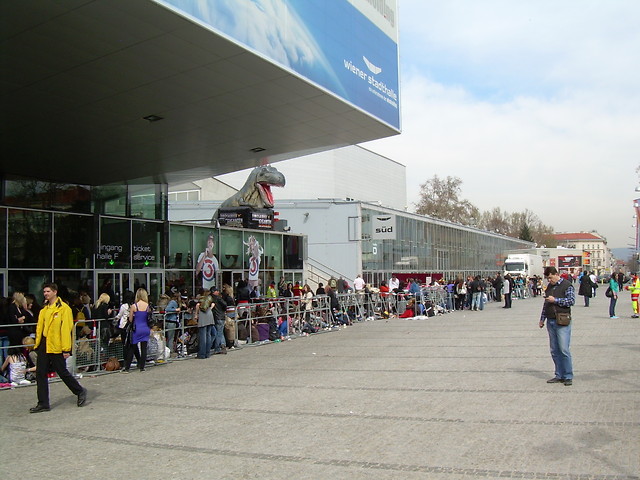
[1,270,637,393]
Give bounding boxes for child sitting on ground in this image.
[1,347,31,386]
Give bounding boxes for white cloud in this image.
[362,0,640,249]
[364,75,639,248]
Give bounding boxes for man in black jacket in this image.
[210,287,227,354]
[493,274,503,302]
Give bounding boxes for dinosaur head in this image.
[253,165,286,208]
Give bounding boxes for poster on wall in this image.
[155,0,400,130]
[195,232,219,290]
[244,235,263,288]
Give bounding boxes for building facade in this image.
[0,176,305,304]
[553,232,613,276]
[3,1,400,301]
[170,194,533,286]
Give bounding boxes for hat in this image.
[210,286,219,293]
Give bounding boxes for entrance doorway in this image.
[133,271,163,305]
[95,271,130,306]
[95,270,164,306]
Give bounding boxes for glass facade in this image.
[362,207,531,285]
[0,175,305,304]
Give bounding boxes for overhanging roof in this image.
[0,0,399,186]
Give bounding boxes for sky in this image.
[361,0,640,249]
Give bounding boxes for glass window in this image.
[3,175,91,213]
[283,235,304,269]
[218,228,243,270]
[132,220,163,269]
[169,224,194,269]
[92,184,127,216]
[54,213,94,269]
[129,184,166,220]
[8,209,52,268]
[54,271,93,299]
[0,208,5,268]
[262,233,283,272]
[8,270,51,304]
[98,218,130,268]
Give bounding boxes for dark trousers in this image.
[504,293,512,308]
[36,337,83,407]
[124,341,148,371]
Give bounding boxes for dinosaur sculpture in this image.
[213,165,285,221]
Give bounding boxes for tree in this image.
[415,175,557,245]
[519,223,534,242]
[415,175,480,225]
[478,207,511,235]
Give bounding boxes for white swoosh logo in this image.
[363,56,382,75]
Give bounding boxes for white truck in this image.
[503,253,544,279]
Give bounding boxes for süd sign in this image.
[372,215,396,240]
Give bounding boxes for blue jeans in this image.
[546,318,573,380]
[166,322,178,352]
[213,320,225,352]
[198,325,214,358]
[609,297,617,317]
[278,320,288,337]
[471,292,482,310]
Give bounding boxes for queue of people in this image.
[1,270,638,409]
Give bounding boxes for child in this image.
[1,347,31,386]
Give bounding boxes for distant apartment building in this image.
[553,232,613,275]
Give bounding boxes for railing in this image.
[2,287,533,383]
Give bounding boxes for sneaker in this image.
[120,369,130,374]
[546,377,564,384]
[18,379,31,385]
[610,316,619,319]
[632,314,639,318]
[563,379,573,386]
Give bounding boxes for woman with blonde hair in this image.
[8,292,28,349]
[91,292,113,346]
[122,288,151,372]
[302,284,313,322]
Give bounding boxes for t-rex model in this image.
[213,165,286,220]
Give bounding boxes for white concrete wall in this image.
[274,200,362,281]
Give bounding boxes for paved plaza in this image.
[1,292,638,480]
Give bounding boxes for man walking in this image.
[31,283,87,413]
[539,267,575,386]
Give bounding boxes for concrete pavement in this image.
[1,291,638,479]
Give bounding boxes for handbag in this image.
[556,312,571,326]
[605,287,613,298]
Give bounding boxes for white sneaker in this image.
[19,379,31,385]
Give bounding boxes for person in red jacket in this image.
[398,298,415,318]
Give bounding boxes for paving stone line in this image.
[105,399,640,428]
[11,426,639,480]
